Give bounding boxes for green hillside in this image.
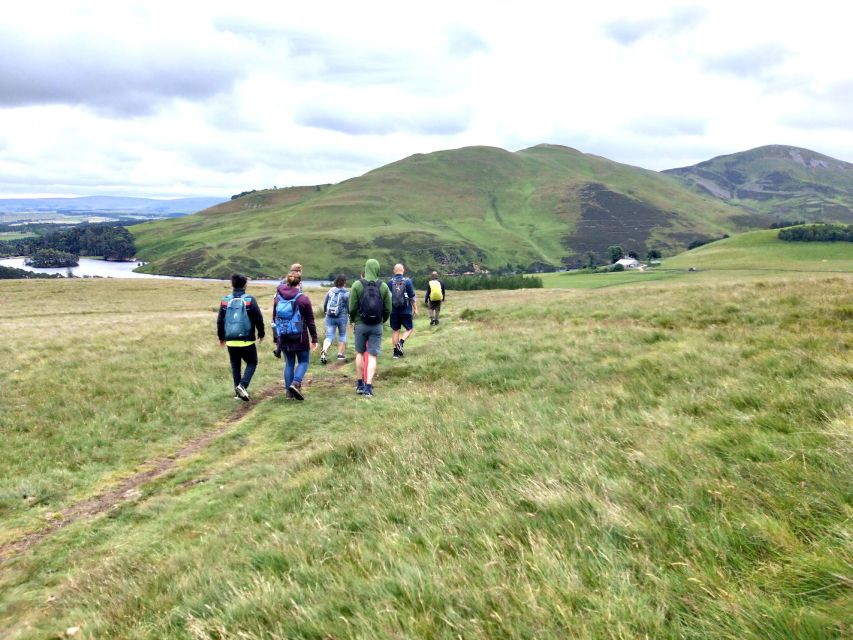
[132,145,743,279]
[665,145,853,223]
[664,229,853,272]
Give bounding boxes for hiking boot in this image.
[235,384,250,402]
[363,384,374,398]
[289,382,304,401]
[398,340,405,356]
[285,387,294,400]
[336,353,346,361]
[320,350,328,365]
[392,344,401,359]
[356,380,365,395]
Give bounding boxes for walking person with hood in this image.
[387,263,417,358]
[348,258,391,398]
[320,274,350,364]
[272,270,318,400]
[425,271,446,325]
[217,273,265,402]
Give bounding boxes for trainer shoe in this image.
[235,384,250,402]
[320,350,328,365]
[398,340,405,356]
[336,353,346,361]
[289,382,304,401]
[392,344,401,359]
[363,384,374,398]
[356,379,365,394]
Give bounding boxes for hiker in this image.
[273,263,305,358]
[273,270,318,400]
[387,263,417,358]
[348,258,391,398]
[425,271,446,325]
[217,273,265,402]
[321,274,349,364]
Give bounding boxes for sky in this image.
[2,0,853,198]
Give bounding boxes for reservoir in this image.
[0,257,326,287]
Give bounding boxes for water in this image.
[0,257,326,287]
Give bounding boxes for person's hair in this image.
[290,263,303,274]
[231,273,247,289]
[393,263,404,274]
[334,274,347,288]
[287,272,302,286]
[431,271,439,278]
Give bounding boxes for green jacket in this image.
[348,258,392,324]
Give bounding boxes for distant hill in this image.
[664,145,853,223]
[664,228,853,272]
[0,196,225,217]
[133,144,745,279]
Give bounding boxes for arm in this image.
[348,281,361,323]
[407,279,417,314]
[302,297,318,345]
[249,297,265,340]
[441,281,446,300]
[217,302,226,342]
[323,291,329,316]
[381,283,392,323]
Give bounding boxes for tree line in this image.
[410,274,543,291]
[778,224,853,242]
[0,224,136,262]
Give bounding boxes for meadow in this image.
[0,268,851,639]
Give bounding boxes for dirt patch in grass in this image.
[0,385,281,562]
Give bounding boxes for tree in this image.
[627,250,639,259]
[607,245,624,264]
[586,251,597,268]
[646,248,662,261]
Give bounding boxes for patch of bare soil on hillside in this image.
[0,385,281,563]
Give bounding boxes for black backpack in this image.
[358,279,384,325]
[390,277,408,309]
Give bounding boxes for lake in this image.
[0,257,326,287]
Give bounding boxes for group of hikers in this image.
[216,259,447,401]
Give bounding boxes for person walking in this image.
[387,263,417,358]
[320,274,349,364]
[425,271,446,325]
[217,273,265,402]
[273,270,318,400]
[273,263,304,358]
[348,258,391,398]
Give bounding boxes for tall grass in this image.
[1,274,851,638]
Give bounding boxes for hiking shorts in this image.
[389,311,413,331]
[354,322,383,356]
[325,315,348,343]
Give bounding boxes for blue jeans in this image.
[325,315,348,343]
[284,350,310,387]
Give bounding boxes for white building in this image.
[615,257,641,269]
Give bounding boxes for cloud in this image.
[448,27,489,58]
[0,9,252,116]
[630,117,708,137]
[703,44,789,79]
[296,106,471,136]
[603,5,707,45]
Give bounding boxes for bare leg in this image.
[364,353,377,384]
[355,352,364,380]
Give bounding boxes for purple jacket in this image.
[273,284,318,352]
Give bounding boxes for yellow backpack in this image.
[428,280,443,302]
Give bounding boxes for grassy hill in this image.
[1,271,851,638]
[665,145,853,223]
[132,145,744,279]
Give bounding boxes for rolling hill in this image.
[132,145,746,279]
[664,145,853,223]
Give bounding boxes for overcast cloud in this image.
[2,0,853,198]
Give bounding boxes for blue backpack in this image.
[275,293,304,339]
[327,288,345,318]
[223,294,254,340]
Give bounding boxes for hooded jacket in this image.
[273,284,318,352]
[348,258,391,325]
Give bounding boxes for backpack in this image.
[327,288,344,317]
[275,293,304,339]
[223,294,253,340]
[428,280,443,302]
[390,277,409,310]
[358,279,384,325]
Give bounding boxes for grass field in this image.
[0,232,36,241]
[1,271,852,638]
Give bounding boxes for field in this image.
[1,265,851,638]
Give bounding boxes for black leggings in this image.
[227,344,258,388]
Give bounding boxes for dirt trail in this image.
[0,384,282,563]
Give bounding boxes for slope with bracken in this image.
[133,144,747,279]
